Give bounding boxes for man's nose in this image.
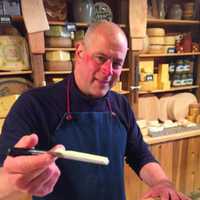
[101,59,113,76]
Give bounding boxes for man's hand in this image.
[3,134,63,197]
[141,180,191,200]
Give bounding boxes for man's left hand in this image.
[141,180,191,200]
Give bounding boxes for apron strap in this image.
[66,76,116,121]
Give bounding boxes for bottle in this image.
[73,0,94,23]
[168,4,182,20]
[158,0,166,19]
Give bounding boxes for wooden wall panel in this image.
[125,136,200,199]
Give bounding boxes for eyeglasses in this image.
[90,53,124,70]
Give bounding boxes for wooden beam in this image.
[30,54,45,87]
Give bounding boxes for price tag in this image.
[0,15,11,24]
[65,22,76,39]
[65,22,76,32]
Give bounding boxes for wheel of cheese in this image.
[147,28,165,37]
[148,45,164,54]
[149,37,165,45]
[164,36,176,45]
[0,95,19,118]
[45,37,72,48]
[45,61,73,71]
[169,93,198,121]
[0,118,5,134]
[0,78,33,97]
[45,51,71,61]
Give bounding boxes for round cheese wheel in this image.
[46,51,71,61]
[164,36,176,45]
[149,37,165,45]
[147,28,165,37]
[148,45,164,54]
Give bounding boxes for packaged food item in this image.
[2,0,21,16]
[0,36,30,71]
[43,0,67,21]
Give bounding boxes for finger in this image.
[160,192,170,200]
[166,191,179,200]
[177,192,192,200]
[4,143,63,173]
[4,153,54,173]
[25,164,60,196]
[9,166,52,190]
[15,134,38,148]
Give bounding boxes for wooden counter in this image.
[144,129,200,144]
[125,130,200,200]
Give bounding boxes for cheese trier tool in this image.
[7,147,109,166]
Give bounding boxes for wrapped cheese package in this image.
[0,36,30,71]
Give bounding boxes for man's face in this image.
[74,33,127,98]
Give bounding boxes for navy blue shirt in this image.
[0,73,156,175]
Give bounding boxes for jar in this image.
[172,73,182,87]
[73,0,94,23]
[168,4,182,20]
[158,0,166,19]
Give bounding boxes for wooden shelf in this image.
[121,68,130,72]
[44,68,129,75]
[139,52,200,58]
[45,71,72,75]
[113,90,130,95]
[147,18,200,25]
[0,70,32,76]
[48,21,126,28]
[45,48,76,51]
[11,16,23,23]
[139,85,199,94]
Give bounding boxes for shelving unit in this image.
[41,1,132,101]
[0,71,32,76]
[49,21,126,28]
[139,52,200,57]
[147,18,200,25]
[133,16,200,117]
[139,85,199,95]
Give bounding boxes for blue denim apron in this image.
[33,78,127,200]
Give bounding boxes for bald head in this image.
[83,20,128,51]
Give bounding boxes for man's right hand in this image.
[2,134,63,197]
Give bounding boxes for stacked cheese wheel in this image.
[183,2,194,20]
[147,28,165,54]
[164,36,176,53]
[45,51,72,71]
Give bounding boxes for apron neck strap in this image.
[65,77,116,120]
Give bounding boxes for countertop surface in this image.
[144,129,200,144]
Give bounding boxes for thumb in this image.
[15,133,38,148]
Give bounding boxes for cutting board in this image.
[0,78,33,96]
[169,93,198,121]
[158,94,173,122]
[21,0,49,33]
[167,93,198,121]
[138,94,159,120]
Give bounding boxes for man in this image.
[0,21,190,200]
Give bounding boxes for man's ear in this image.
[75,40,85,59]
